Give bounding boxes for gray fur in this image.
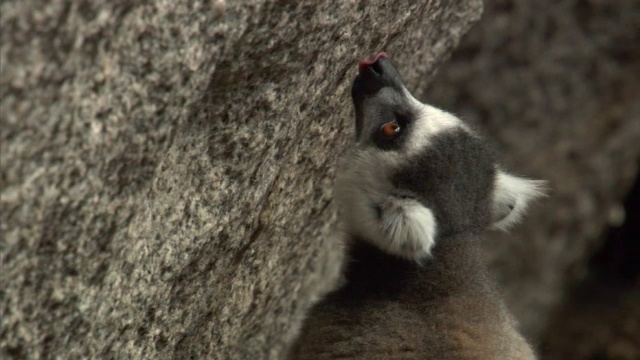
[290,56,543,359]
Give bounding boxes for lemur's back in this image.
[290,236,535,359]
[290,53,543,359]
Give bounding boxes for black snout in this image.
[352,53,405,98]
[351,53,408,139]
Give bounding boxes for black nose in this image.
[352,53,405,97]
[358,52,388,74]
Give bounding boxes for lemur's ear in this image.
[491,170,547,230]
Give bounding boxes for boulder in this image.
[0,1,482,358]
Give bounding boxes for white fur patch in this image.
[379,197,436,262]
[491,170,548,230]
[334,148,436,262]
[403,89,462,155]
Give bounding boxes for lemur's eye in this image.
[381,122,401,138]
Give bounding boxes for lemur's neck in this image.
[332,233,495,304]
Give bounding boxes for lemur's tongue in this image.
[358,52,387,73]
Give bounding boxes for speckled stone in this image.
[0,1,482,358]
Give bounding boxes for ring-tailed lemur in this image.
[290,53,546,359]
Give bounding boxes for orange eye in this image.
[381,122,401,137]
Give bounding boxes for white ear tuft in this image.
[491,170,548,231]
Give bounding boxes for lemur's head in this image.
[335,53,546,262]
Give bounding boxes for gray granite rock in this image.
[424,0,640,339]
[0,1,482,358]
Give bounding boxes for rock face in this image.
[424,0,640,339]
[0,1,482,358]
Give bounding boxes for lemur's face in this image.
[335,53,545,262]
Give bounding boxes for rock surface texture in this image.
[424,0,640,339]
[1,1,483,359]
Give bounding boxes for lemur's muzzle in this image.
[351,53,409,138]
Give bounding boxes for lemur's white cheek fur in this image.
[379,198,436,261]
[334,135,440,263]
[334,149,395,250]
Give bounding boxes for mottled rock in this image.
[0,1,482,358]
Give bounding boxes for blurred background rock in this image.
[424,1,640,358]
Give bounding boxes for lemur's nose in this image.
[352,52,405,97]
[358,52,388,74]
